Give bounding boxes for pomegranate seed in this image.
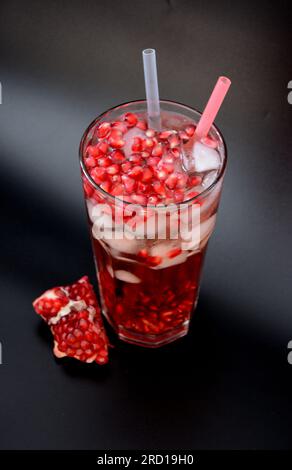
[128,165,143,179]
[141,167,153,183]
[157,169,168,181]
[97,141,109,154]
[152,144,163,157]
[185,124,196,137]
[176,173,188,189]
[98,156,111,167]
[185,191,199,200]
[137,249,148,259]
[32,288,68,322]
[153,181,166,196]
[107,164,120,175]
[168,134,180,148]
[136,120,147,130]
[86,145,101,158]
[111,174,121,183]
[121,161,132,173]
[123,112,138,127]
[159,130,174,140]
[111,184,124,196]
[90,167,107,183]
[147,256,162,267]
[109,133,125,149]
[174,189,185,202]
[109,129,123,141]
[100,180,111,193]
[132,137,142,152]
[129,154,143,165]
[84,156,97,168]
[146,129,155,138]
[112,121,128,134]
[163,162,174,173]
[148,195,158,205]
[137,181,148,193]
[80,340,90,350]
[84,331,93,342]
[143,138,155,150]
[97,122,111,138]
[165,174,178,189]
[131,194,147,205]
[147,156,160,167]
[167,248,182,258]
[67,333,76,345]
[74,328,83,339]
[111,149,125,163]
[141,151,150,158]
[189,175,202,186]
[121,175,136,192]
[165,195,175,205]
[163,154,174,164]
[161,155,175,173]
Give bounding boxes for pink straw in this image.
[195,76,231,139]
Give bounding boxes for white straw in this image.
[142,49,161,131]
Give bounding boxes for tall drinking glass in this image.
[79,100,227,347]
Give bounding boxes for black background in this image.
[0,0,292,450]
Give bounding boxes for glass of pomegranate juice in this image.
[79,99,227,347]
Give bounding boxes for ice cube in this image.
[169,211,180,239]
[86,199,101,224]
[92,215,140,254]
[92,213,113,239]
[103,236,140,255]
[179,204,201,229]
[193,142,220,172]
[199,180,222,214]
[125,212,167,239]
[150,241,180,258]
[200,214,217,247]
[114,270,141,284]
[182,214,216,250]
[202,170,218,188]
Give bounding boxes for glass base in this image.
[104,312,189,348]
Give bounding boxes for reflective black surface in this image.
[0,0,292,449]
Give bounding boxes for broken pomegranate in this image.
[33,276,109,364]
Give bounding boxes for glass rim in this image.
[79,99,227,208]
